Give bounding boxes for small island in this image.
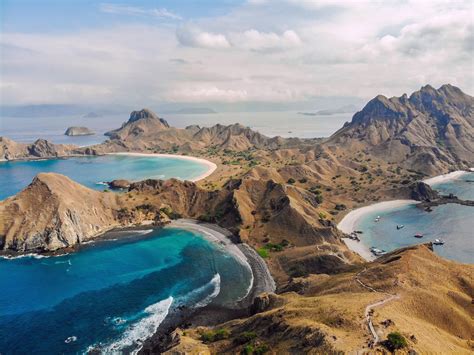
[64,126,95,136]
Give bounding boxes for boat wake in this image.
[97,296,173,354]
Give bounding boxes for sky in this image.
[0,0,473,108]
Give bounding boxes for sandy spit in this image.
[107,152,217,182]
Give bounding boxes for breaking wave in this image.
[97,296,173,354]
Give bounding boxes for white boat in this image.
[433,238,445,245]
[396,224,404,230]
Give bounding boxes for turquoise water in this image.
[0,228,252,353]
[355,172,474,264]
[0,155,209,200]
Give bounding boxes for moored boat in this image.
[414,234,423,238]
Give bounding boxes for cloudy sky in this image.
[1,0,472,107]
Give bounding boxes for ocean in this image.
[0,154,210,200]
[0,111,353,145]
[0,227,252,353]
[354,172,474,264]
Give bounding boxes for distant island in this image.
[64,126,95,136]
[163,107,217,114]
[299,104,359,116]
[82,112,101,118]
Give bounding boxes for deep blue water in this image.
[0,155,209,200]
[0,228,252,354]
[355,172,474,264]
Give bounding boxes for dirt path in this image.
[356,269,400,346]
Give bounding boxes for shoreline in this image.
[338,200,417,261]
[138,219,276,353]
[423,170,470,186]
[107,152,217,182]
[166,219,276,303]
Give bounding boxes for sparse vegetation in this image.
[257,248,269,258]
[200,328,230,343]
[386,332,408,350]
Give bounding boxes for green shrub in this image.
[200,328,230,343]
[235,331,257,345]
[254,343,269,354]
[387,332,407,350]
[287,178,296,184]
[257,248,269,258]
[242,344,254,355]
[298,178,308,183]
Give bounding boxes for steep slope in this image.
[327,84,474,174]
[0,173,122,251]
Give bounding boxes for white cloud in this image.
[230,30,302,51]
[99,3,182,20]
[176,26,231,49]
[1,0,472,105]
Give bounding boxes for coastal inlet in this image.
[0,154,214,200]
[340,172,474,264]
[0,227,253,353]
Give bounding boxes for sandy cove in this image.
[138,219,276,353]
[338,200,417,261]
[338,169,473,261]
[107,152,218,182]
[167,219,276,302]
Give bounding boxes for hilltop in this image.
[327,84,474,174]
[173,244,473,354]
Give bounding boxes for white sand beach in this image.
[423,170,469,186]
[107,152,217,182]
[338,200,417,261]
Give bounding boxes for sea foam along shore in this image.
[167,219,276,304]
[423,169,471,186]
[107,152,217,182]
[338,200,417,261]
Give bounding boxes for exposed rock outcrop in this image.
[410,181,439,201]
[64,126,95,136]
[327,85,474,174]
[99,108,311,153]
[0,137,85,161]
[0,173,122,251]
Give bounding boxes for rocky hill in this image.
[0,137,89,161]
[99,108,308,153]
[0,173,359,278]
[327,84,474,174]
[184,244,473,354]
[0,173,122,251]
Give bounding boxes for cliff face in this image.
[328,85,474,174]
